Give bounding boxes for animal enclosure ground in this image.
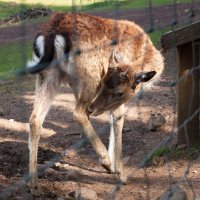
[0,3,200,200]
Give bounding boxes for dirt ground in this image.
[0,3,200,200]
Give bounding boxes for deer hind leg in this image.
[28,73,58,195]
[109,104,127,183]
[73,103,111,171]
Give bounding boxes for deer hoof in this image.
[109,165,116,174]
[118,171,128,184]
[30,185,42,196]
[101,163,114,173]
[27,182,42,196]
[99,157,112,173]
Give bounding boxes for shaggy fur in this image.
[27,12,164,195]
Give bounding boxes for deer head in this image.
[88,51,156,116]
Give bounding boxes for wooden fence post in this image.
[176,41,199,145]
[161,21,200,145]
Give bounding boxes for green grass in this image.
[1,0,103,6]
[172,142,200,159]
[0,2,24,19]
[0,41,32,78]
[149,142,200,164]
[152,147,171,158]
[150,30,163,45]
[150,26,172,45]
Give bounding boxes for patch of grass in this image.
[149,24,181,45]
[171,142,200,159]
[0,41,32,79]
[142,142,200,167]
[150,142,200,162]
[142,146,171,167]
[1,0,103,6]
[151,146,171,159]
[122,0,192,9]
[149,27,170,45]
[0,2,40,20]
[150,30,163,45]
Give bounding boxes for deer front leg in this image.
[110,104,127,183]
[73,105,111,171]
[108,113,116,173]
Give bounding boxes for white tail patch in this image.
[54,34,66,71]
[27,35,45,69]
[27,53,40,68]
[36,35,45,56]
[54,34,65,50]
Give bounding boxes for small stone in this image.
[54,162,61,167]
[147,113,166,131]
[122,127,131,133]
[44,167,56,174]
[63,163,69,168]
[65,149,77,158]
[75,187,98,200]
[0,175,6,180]
[16,173,21,177]
[9,119,15,123]
[184,9,189,13]
[176,144,187,150]
[165,115,170,119]
[68,170,85,181]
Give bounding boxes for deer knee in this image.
[29,115,42,136]
[73,109,88,126]
[112,104,125,121]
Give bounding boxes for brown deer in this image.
[27,12,164,195]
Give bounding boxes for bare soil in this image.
[0,3,200,200]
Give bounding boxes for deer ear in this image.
[114,51,124,63]
[109,51,116,68]
[109,50,124,68]
[134,71,156,84]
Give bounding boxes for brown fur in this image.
[27,12,164,195]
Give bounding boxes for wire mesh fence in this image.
[0,0,199,199]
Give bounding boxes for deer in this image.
[27,12,164,195]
